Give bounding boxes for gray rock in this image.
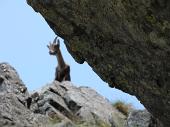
[126,110,163,127]
[0,63,28,95]
[27,0,170,126]
[31,81,126,127]
[0,63,127,127]
[0,63,48,127]
[0,93,48,127]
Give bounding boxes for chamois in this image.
[47,37,71,82]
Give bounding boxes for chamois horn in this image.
[53,36,58,43]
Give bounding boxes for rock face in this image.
[31,81,127,127]
[0,63,127,127]
[0,63,162,127]
[0,63,48,127]
[27,0,170,126]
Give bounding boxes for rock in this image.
[27,0,170,126]
[0,63,28,95]
[0,63,162,127]
[126,110,163,127]
[0,93,48,127]
[0,63,164,127]
[31,81,127,127]
[0,63,127,127]
[0,63,48,127]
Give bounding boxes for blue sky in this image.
[0,0,144,109]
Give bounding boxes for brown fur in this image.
[47,37,71,82]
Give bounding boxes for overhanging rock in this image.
[27,0,170,126]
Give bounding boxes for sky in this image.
[0,0,144,109]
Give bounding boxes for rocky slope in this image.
[30,81,127,127]
[0,62,126,127]
[0,63,160,127]
[27,1,170,126]
[0,63,47,127]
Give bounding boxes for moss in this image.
[145,14,157,24]
[95,120,111,127]
[160,20,170,32]
[45,111,111,127]
[145,13,170,34]
[108,64,112,70]
[48,115,62,125]
[74,113,111,127]
[116,76,128,86]
[75,119,111,127]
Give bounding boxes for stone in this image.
[27,1,170,126]
[0,63,48,127]
[126,110,163,127]
[31,81,126,127]
[0,63,127,127]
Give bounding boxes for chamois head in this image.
[47,37,60,55]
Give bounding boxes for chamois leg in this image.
[63,74,71,81]
[55,67,62,82]
[63,65,71,81]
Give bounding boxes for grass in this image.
[112,101,132,116]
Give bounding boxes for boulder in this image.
[126,110,163,127]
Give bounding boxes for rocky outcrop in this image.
[31,81,127,127]
[0,63,127,127]
[27,1,170,126]
[0,63,162,127]
[0,63,48,127]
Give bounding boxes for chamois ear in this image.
[47,45,49,49]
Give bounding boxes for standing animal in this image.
[47,37,71,82]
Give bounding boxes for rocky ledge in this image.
[0,63,161,127]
